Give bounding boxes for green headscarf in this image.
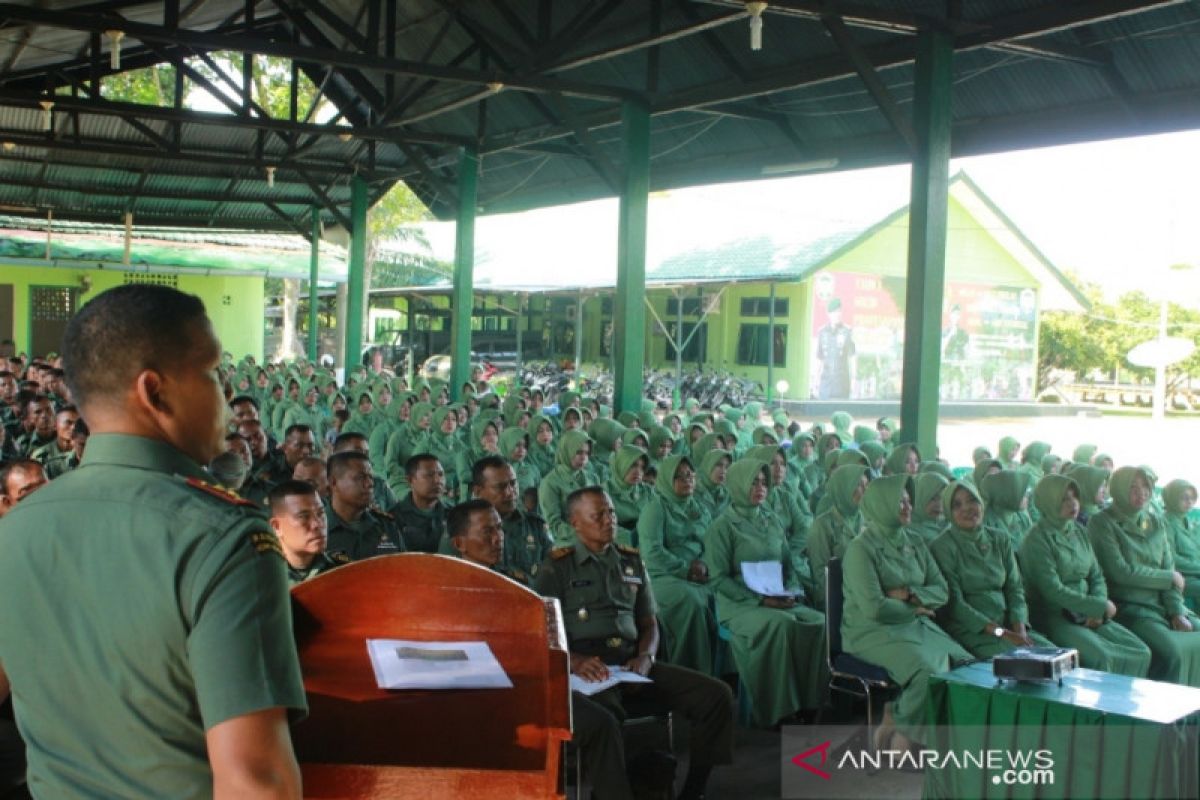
[609,445,649,488]
[860,441,887,473]
[1032,474,1079,530]
[884,443,921,476]
[698,448,733,493]
[713,418,737,440]
[751,425,779,446]
[830,411,853,439]
[817,432,843,455]
[790,432,817,465]
[589,418,627,463]
[852,425,878,445]
[616,410,639,428]
[998,436,1021,467]
[646,424,675,461]
[691,432,728,467]
[655,454,694,503]
[861,474,914,534]
[1164,479,1197,518]
[1041,454,1063,476]
[919,460,954,481]
[555,429,592,472]
[1072,444,1098,465]
[1107,466,1155,519]
[498,426,530,461]
[745,445,785,475]
[827,464,869,518]
[911,472,950,525]
[727,458,769,510]
[981,469,1031,512]
[620,427,651,450]
[971,446,993,464]
[972,458,1003,488]
[942,480,985,531]
[836,449,869,468]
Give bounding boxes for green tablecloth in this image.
[924,662,1200,799]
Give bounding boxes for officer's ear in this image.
[450,533,466,555]
[133,368,169,414]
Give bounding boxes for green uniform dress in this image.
[499,427,542,494]
[980,469,1034,550]
[1089,467,1200,686]
[929,481,1054,659]
[1163,479,1200,605]
[694,449,732,522]
[385,402,435,496]
[325,503,407,560]
[527,414,557,479]
[367,393,412,473]
[426,408,465,500]
[747,445,817,600]
[704,460,827,726]
[588,418,626,475]
[454,418,499,501]
[0,434,306,798]
[841,475,972,742]
[907,472,949,543]
[638,455,719,675]
[1019,475,1151,676]
[606,445,651,547]
[808,464,868,610]
[538,430,600,547]
[532,540,734,800]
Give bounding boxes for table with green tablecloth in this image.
[923,661,1200,799]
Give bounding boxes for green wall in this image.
[0,263,265,360]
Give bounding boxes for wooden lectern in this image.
[289,554,572,799]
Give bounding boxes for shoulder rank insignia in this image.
[370,505,395,520]
[185,477,256,508]
[249,530,283,557]
[551,546,575,560]
[616,543,641,556]
[330,551,352,565]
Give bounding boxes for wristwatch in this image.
[993,626,1005,638]
[638,652,656,664]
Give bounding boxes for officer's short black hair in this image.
[0,459,43,497]
[268,479,322,513]
[55,404,78,418]
[332,432,368,453]
[405,453,441,478]
[284,424,314,440]
[327,450,370,481]
[565,485,608,522]
[71,418,89,439]
[224,431,248,444]
[230,394,259,410]
[471,455,509,489]
[61,284,208,409]
[447,498,495,539]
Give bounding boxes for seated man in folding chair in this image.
[533,486,734,800]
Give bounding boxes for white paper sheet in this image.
[740,560,795,597]
[570,667,654,697]
[366,639,513,690]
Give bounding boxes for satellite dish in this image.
[1127,337,1195,368]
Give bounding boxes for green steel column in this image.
[766,282,776,407]
[613,98,650,415]
[514,293,524,387]
[673,293,683,408]
[307,205,320,362]
[346,176,368,370]
[900,27,953,454]
[450,146,479,399]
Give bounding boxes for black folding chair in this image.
[825,557,897,736]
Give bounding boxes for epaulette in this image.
[330,551,352,565]
[551,546,574,560]
[248,530,283,557]
[184,477,257,508]
[616,543,641,556]
[370,505,395,520]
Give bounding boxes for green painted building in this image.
[0,216,346,360]
[373,172,1085,401]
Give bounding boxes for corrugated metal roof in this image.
[0,1,1196,230]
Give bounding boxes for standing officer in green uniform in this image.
[391,453,451,553]
[0,284,306,798]
[325,451,405,560]
[469,455,550,580]
[268,479,349,586]
[533,486,734,800]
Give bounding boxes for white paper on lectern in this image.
[366,639,513,690]
[740,560,793,597]
[570,668,654,697]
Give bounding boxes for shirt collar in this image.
[573,540,612,566]
[79,433,207,481]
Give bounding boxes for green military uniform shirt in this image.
[326,503,406,561]
[0,433,306,798]
[14,429,54,458]
[390,491,451,554]
[30,440,77,479]
[287,550,351,586]
[501,507,552,579]
[532,542,657,662]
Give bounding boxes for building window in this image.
[740,296,788,317]
[663,322,707,362]
[665,297,704,316]
[736,323,786,366]
[123,272,179,288]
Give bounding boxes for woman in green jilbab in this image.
[454,417,500,501]
[704,459,827,727]
[930,481,1054,659]
[425,406,464,498]
[538,429,599,546]
[884,443,921,477]
[842,474,971,749]
[980,469,1034,550]
[638,455,720,674]
[808,464,869,610]
[499,426,541,495]
[788,432,818,499]
[1089,466,1200,686]
[1019,475,1151,676]
[605,445,652,546]
[747,445,817,600]
[1163,479,1200,606]
[694,449,732,522]
[997,436,1021,470]
[527,414,557,479]
[1066,463,1109,526]
[907,472,949,544]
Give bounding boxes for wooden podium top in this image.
[289,554,571,799]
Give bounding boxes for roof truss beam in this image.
[821,15,915,152]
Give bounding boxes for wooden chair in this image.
[289,554,572,799]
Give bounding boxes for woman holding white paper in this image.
[704,459,827,727]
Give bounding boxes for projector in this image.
[993,647,1079,685]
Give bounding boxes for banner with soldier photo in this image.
[808,270,1038,401]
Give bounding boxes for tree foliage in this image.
[1039,270,1200,392]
